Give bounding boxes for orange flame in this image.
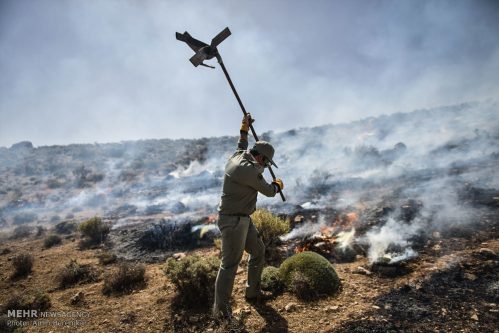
[294,244,311,253]
[346,212,358,223]
[320,225,335,237]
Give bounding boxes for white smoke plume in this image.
[363,218,424,263]
[0,100,497,252]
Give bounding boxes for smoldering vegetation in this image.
[0,100,498,264]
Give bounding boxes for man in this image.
[213,113,284,318]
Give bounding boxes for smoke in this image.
[336,228,356,251]
[362,218,423,263]
[0,101,497,250]
[280,216,328,241]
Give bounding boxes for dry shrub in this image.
[2,291,51,313]
[56,260,99,289]
[54,220,78,234]
[10,225,33,239]
[1,290,51,331]
[13,212,37,225]
[98,251,117,265]
[213,238,222,251]
[35,226,47,237]
[78,217,109,248]
[1,291,51,331]
[102,262,146,295]
[163,255,220,306]
[487,280,499,302]
[11,253,34,278]
[251,209,289,247]
[44,234,62,248]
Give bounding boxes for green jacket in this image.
[218,138,277,215]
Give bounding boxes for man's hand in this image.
[272,178,284,191]
[240,113,254,133]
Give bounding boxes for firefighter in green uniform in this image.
[213,113,284,318]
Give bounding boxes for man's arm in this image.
[239,169,278,197]
[237,113,252,151]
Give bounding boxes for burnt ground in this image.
[0,208,497,333]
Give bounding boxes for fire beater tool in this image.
[176,27,286,202]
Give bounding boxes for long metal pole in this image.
[218,58,286,202]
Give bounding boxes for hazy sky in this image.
[1,0,498,147]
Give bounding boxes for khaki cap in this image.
[253,141,278,168]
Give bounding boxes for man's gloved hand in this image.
[240,113,254,133]
[272,178,284,191]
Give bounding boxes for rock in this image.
[173,252,186,260]
[353,266,372,276]
[464,273,477,281]
[285,302,297,312]
[70,291,84,305]
[471,313,478,321]
[325,305,339,312]
[188,316,199,323]
[294,215,305,223]
[476,248,496,260]
[372,305,380,310]
[234,307,251,316]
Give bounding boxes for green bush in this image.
[98,251,117,265]
[279,251,340,300]
[56,260,99,289]
[163,255,220,305]
[78,217,109,247]
[261,266,284,294]
[44,234,62,248]
[288,271,315,301]
[11,253,34,278]
[251,209,290,247]
[54,221,78,234]
[102,262,146,295]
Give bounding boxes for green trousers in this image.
[213,215,265,317]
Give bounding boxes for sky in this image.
[0,0,498,147]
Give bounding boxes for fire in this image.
[335,228,356,250]
[320,225,335,237]
[206,214,218,224]
[346,212,358,223]
[294,244,311,253]
[292,211,360,254]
